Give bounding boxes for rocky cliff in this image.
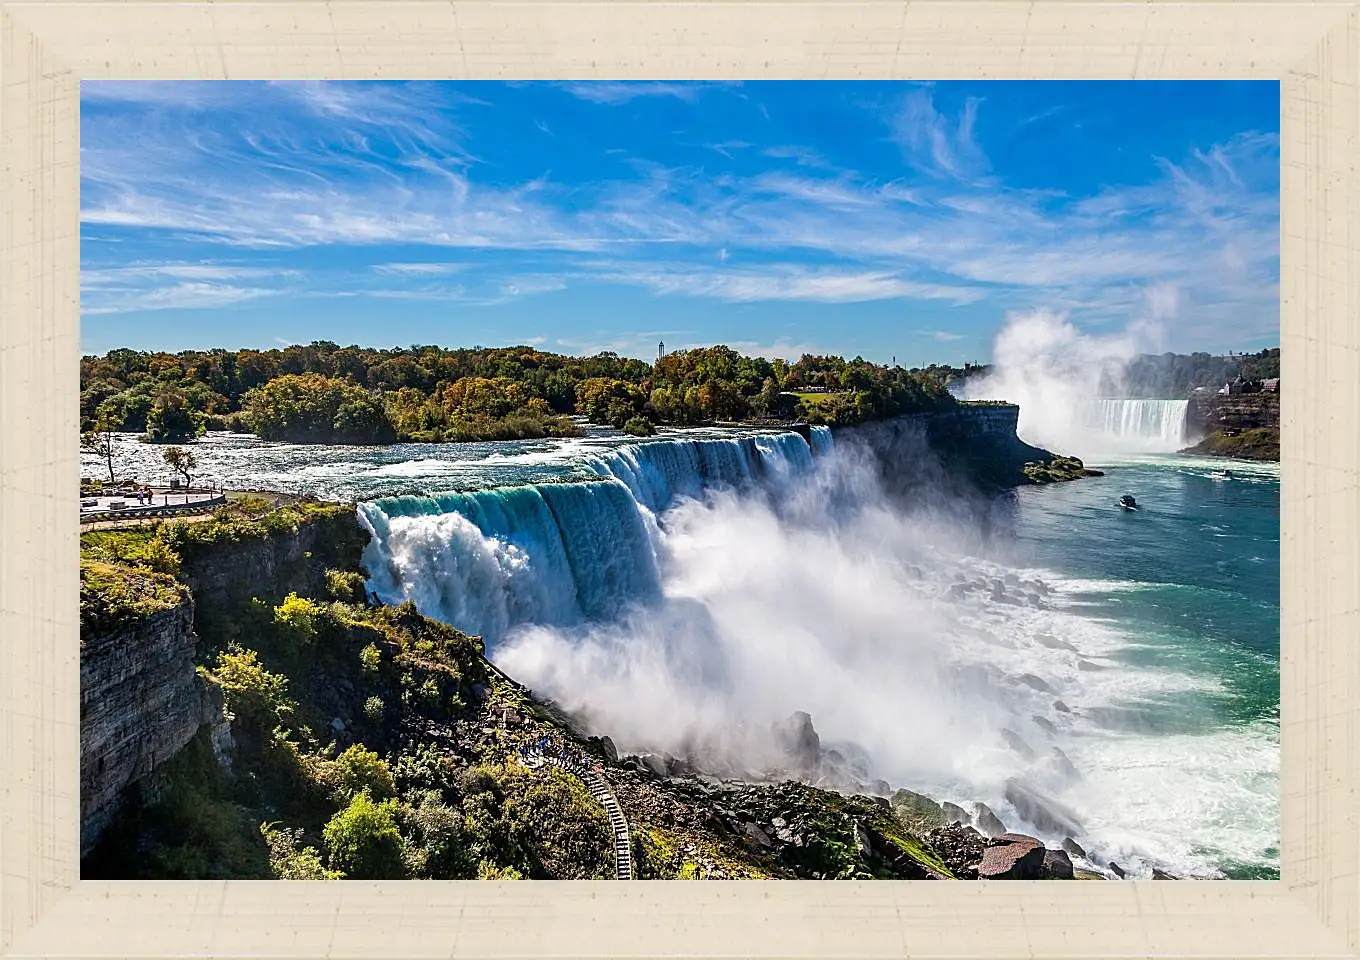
[833,402,1093,498]
[80,503,367,858]
[80,598,223,856]
[1183,392,1281,461]
[1187,392,1280,436]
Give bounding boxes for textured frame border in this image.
[0,3,1354,958]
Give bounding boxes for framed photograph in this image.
[2,4,1354,959]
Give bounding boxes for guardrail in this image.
[79,494,228,524]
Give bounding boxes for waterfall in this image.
[1076,399,1189,452]
[358,430,827,642]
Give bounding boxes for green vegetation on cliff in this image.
[80,342,956,444]
[1180,428,1280,462]
[80,502,958,883]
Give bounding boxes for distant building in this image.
[1262,378,1280,393]
[658,340,665,360]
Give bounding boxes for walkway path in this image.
[521,743,632,880]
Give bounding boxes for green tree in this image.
[81,405,121,483]
[162,446,198,488]
[144,389,204,443]
[330,744,397,802]
[322,792,407,880]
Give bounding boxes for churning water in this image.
[84,424,1278,879]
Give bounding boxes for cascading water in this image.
[359,428,831,642]
[355,419,1277,880]
[1078,399,1190,452]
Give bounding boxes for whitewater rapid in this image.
[357,426,1278,881]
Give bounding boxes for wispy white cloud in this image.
[560,82,703,105]
[78,82,1279,346]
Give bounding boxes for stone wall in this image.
[80,599,220,856]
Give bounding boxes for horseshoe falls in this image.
[1078,399,1190,453]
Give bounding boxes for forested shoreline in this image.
[80,343,964,446]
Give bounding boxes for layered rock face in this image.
[833,403,1079,497]
[80,599,220,856]
[1187,392,1280,437]
[179,510,367,614]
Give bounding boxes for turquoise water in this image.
[999,455,1280,878]
[82,430,1280,879]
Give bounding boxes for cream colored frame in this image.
[0,3,1351,957]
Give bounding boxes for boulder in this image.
[1108,861,1127,879]
[1053,700,1072,714]
[1032,715,1057,735]
[1001,728,1037,761]
[1004,778,1085,837]
[973,802,1007,838]
[853,820,874,859]
[1061,837,1087,860]
[1048,747,1081,782]
[941,801,970,826]
[1014,673,1054,693]
[637,753,669,777]
[924,823,986,879]
[978,833,1047,880]
[1042,848,1074,879]
[772,711,821,772]
[1151,868,1178,880]
[743,822,772,850]
[599,735,619,763]
[890,789,947,831]
[1077,659,1107,672]
[1036,634,1077,651]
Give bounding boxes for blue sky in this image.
[80,80,1280,365]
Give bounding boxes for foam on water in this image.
[357,427,1277,879]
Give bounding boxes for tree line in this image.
[80,342,959,446]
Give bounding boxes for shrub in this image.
[322,793,407,880]
[362,696,385,724]
[621,416,656,437]
[273,593,321,647]
[330,744,396,802]
[213,649,293,725]
[261,822,343,880]
[325,569,368,603]
[359,643,382,672]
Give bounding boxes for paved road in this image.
[80,489,222,515]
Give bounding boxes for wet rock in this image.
[1053,700,1073,714]
[973,802,1007,838]
[1032,715,1057,735]
[853,820,873,859]
[1004,778,1085,837]
[1077,659,1107,672]
[941,801,970,826]
[1151,868,1178,880]
[599,736,618,763]
[1001,728,1037,761]
[868,778,892,797]
[637,753,669,777]
[978,833,1047,880]
[1036,634,1076,651]
[1108,861,1127,878]
[924,823,986,879]
[1014,674,1054,693]
[1042,847,1074,879]
[1049,747,1081,782]
[890,789,947,831]
[1061,837,1087,860]
[743,822,772,850]
[772,711,821,772]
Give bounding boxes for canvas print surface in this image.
[78,80,1281,883]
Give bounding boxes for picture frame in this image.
[1,3,1351,957]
